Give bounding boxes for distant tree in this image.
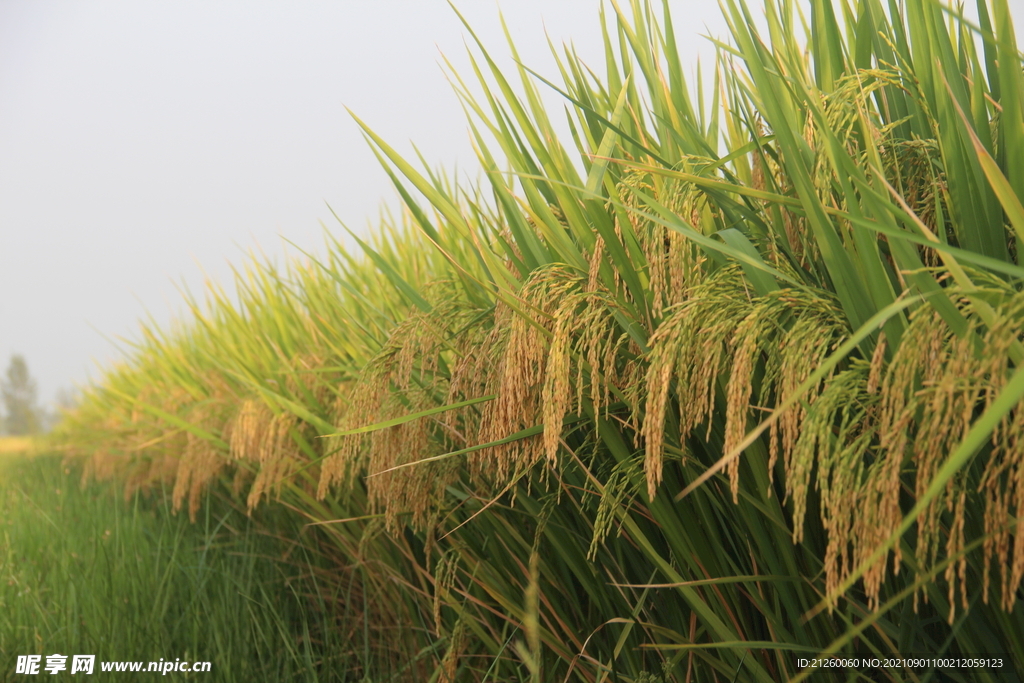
[1,355,41,435]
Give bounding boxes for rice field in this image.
[0,437,34,456]
[40,0,1024,680]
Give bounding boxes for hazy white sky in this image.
[1,0,1020,408]
[0,0,733,407]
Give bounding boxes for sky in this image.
[0,0,1021,410]
[0,0,732,409]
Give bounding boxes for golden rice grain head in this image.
[229,400,273,463]
[172,432,226,522]
[245,411,301,512]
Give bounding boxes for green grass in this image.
[0,454,367,682]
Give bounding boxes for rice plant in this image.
[54,0,1024,680]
